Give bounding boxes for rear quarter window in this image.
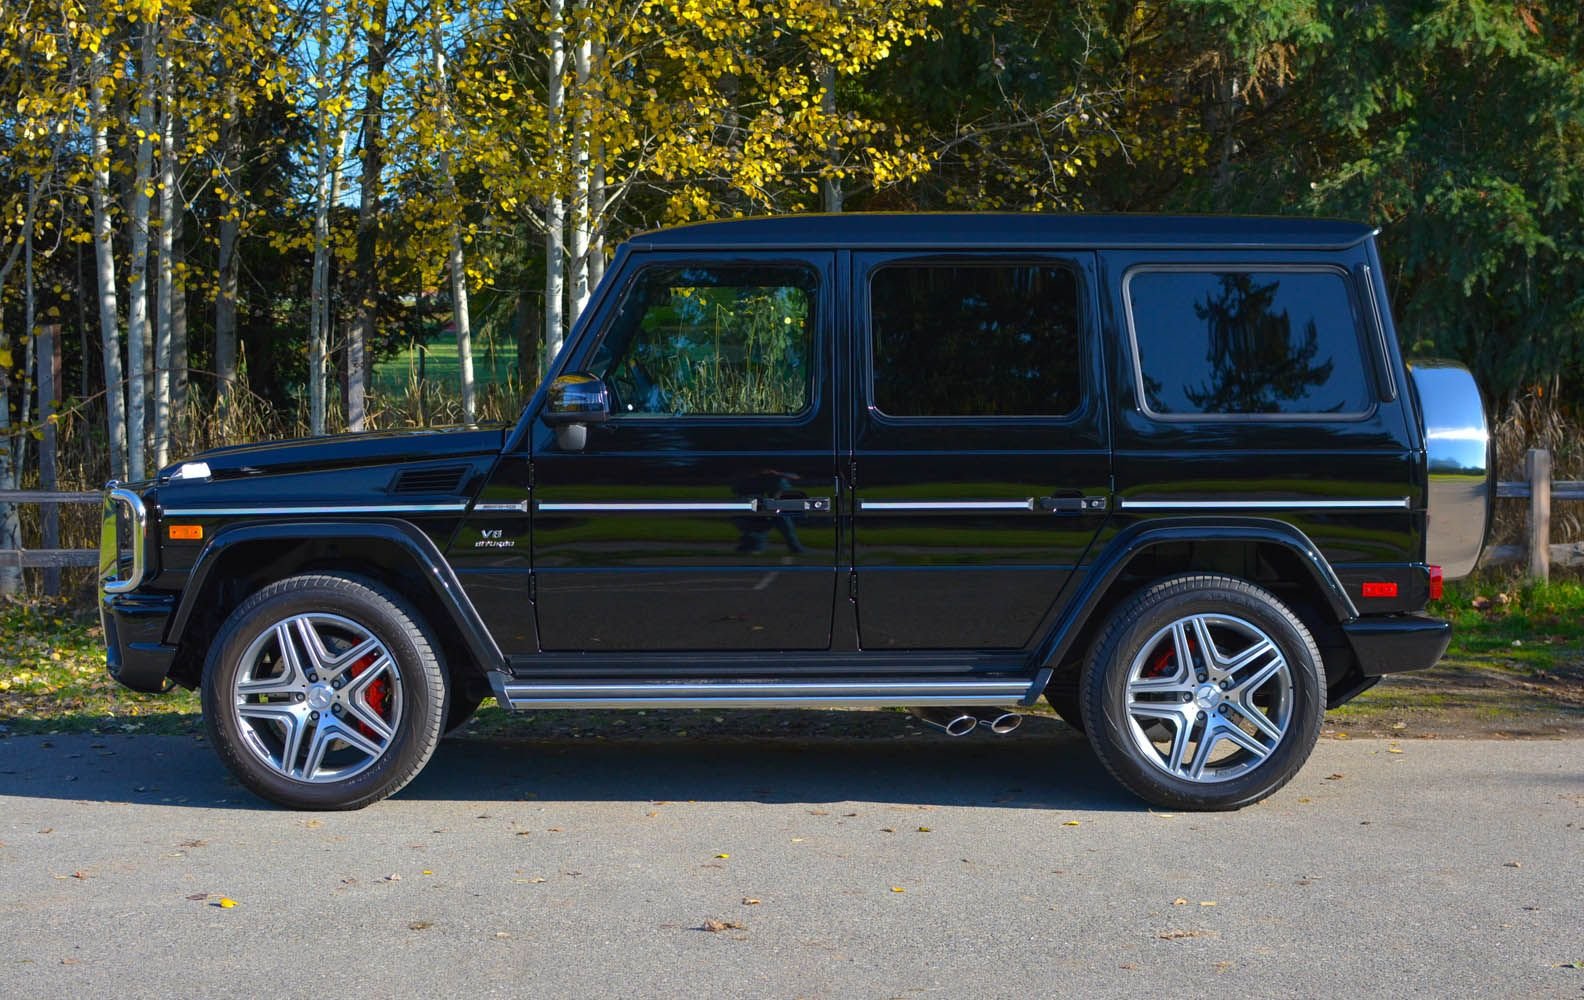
[1125,267,1373,419]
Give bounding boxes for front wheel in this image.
[201,574,447,810]
[1081,574,1325,811]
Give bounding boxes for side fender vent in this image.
[390,465,468,495]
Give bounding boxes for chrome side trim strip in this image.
[100,486,148,595]
[535,501,759,513]
[473,501,531,513]
[497,677,1032,711]
[1118,498,1411,511]
[860,500,1035,512]
[160,503,470,516]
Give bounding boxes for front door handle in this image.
[756,497,831,514]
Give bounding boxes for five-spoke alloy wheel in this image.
[202,574,447,810]
[1082,574,1325,811]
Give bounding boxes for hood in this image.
[160,425,508,483]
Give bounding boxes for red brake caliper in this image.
[1144,637,1196,678]
[347,652,389,740]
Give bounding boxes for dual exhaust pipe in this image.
[908,706,1022,737]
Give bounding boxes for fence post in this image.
[38,324,61,595]
[1527,447,1552,582]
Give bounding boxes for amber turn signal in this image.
[168,524,203,541]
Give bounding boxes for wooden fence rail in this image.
[0,491,103,586]
[1,447,1578,592]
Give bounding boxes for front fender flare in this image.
[1027,517,1356,703]
[166,519,505,676]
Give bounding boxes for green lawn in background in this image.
[373,332,521,395]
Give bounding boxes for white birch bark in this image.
[820,63,842,213]
[125,21,158,480]
[153,50,176,468]
[308,0,332,435]
[569,9,591,325]
[432,20,475,424]
[543,0,567,371]
[90,54,128,481]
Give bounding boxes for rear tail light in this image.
[1361,581,1398,599]
[1428,565,1444,601]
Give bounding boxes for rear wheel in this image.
[201,573,446,810]
[1081,574,1325,811]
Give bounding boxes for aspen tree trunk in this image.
[0,176,38,595]
[820,63,842,213]
[589,145,605,289]
[432,19,475,424]
[215,212,239,410]
[569,7,592,325]
[544,0,567,372]
[90,56,128,481]
[308,0,332,435]
[586,31,605,291]
[214,89,239,415]
[125,21,159,480]
[171,201,188,417]
[349,0,389,432]
[154,51,176,469]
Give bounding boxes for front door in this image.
[851,252,1110,650]
[530,252,838,651]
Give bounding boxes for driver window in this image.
[591,264,816,417]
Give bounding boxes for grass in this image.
[3,571,1581,739]
[0,601,200,736]
[373,332,523,396]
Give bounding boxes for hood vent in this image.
[390,465,468,495]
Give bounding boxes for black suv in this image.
[100,214,1491,811]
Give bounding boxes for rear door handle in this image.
[1036,496,1108,514]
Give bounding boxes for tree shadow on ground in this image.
[0,709,1143,812]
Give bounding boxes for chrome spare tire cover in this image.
[1409,359,1491,579]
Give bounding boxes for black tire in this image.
[1080,574,1325,811]
[1043,671,1085,733]
[200,573,447,810]
[443,687,486,737]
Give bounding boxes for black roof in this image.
[626,213,1376,252]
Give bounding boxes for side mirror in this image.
[543,372,610,451]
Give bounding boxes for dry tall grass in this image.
[5,377,532,597]
[1490,391,1584,549]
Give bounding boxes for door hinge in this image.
[847,571,858,603]
[528,573,537,605]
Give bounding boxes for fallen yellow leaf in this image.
[1063,820,1080,827]
[890,886,905,893]
[715,853,730,859]
[218,898,237,908]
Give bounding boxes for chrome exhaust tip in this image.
[969,708,1022,735]
[908,707,979,737]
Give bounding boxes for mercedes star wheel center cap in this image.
[1193,683,1222,711]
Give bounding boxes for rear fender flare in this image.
[1029,518,1357,698]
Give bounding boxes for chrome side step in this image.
[491,676,1033,710]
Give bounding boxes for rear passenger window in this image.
[1126,268,1372,417]
[869,263,1081,418]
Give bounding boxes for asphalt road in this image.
[0,720,1580,999]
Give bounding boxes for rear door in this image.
[529,251,839,651]
[850,252,1110,650]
